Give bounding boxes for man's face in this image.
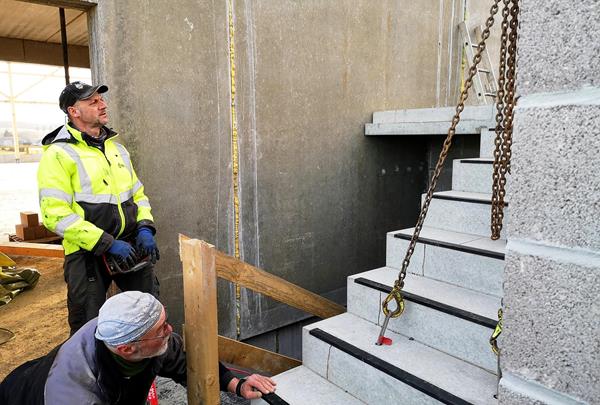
[128,308,173,361]
[70,92,108,127]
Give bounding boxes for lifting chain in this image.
[491,0,520,240]
[377,0,503,345]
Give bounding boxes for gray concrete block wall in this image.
[499,3,600,404]
[517,0,600,94]
[508,104,600,251]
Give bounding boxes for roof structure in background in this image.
[0,0,89,67]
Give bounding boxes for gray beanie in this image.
[95,291,163,346]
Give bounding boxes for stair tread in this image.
[252,366,365,405]
[351,267,500,323]
[432,190,509,204]
[393,226,506,256]
[306,313,498,405]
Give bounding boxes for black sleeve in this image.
[157,333,235,392]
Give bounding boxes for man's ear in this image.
[68,106,80,118]
[115,343,137,356]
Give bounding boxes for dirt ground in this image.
[0,256,69,380]
[0,254,68,380]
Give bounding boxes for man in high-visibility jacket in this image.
[38,81,160,335]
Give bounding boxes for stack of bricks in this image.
[15,211,56,241]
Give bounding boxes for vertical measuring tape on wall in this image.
[228,0,242,339]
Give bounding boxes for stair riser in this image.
[479,129,496,158]
[452,161,493,194]
[347,279,498,373]
[302,329,443,405]
[387,236,503,297]
[423,196,508,238]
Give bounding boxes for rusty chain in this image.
[379,0,503,327]
[491,0,519,239]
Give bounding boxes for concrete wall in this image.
[84,0,501,347]
[499,1,600,404]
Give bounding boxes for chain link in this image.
[491,0,519,239]
[381,0,503,319]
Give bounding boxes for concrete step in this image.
[452,158,494,194]
[303,313,498,405]
[366,105,495,136]
[422,190,508,238]
[347,268,500,373]
[251,365,365,405]
[479,128,496,158]
[386,227,505,297]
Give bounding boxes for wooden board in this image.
[219,335,301,375]
[215,251,345,319]
[180,238,220,404]
[0,242,64,258]
[0,255,68,380]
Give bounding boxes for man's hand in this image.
[234,374,277,399]
[107,240,138,269]
[136,227,160,264]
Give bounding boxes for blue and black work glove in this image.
[136,227,160,264]
[107,240,138,269]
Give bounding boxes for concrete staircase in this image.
[254,109,505,405]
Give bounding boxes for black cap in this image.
[59,81,108,113]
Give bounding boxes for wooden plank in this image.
[215,251,345,319]
[180,237,220,405]
[218,335,301,376]
[179,234,345,320]
[0,242,64,258]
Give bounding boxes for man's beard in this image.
[129,337,170,361]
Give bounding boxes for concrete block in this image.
[373,105,495,124]
[386,231,424,274]
[452,159,494,193]
[304,313,498,404]
[498,372,587,405]
[501,250,600,404]
[518,0,600,94]
[479,128,496,158]
[251,366,364,405]
[347,273,382,325]
[423,190,508,238]
[425,239,505,297]
[348,268,501,372]
[508,104,600,250]
[328,347,437,405]
[301,326,331,379]
[366,121,490,136]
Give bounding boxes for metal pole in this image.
[7,62,20,163]
[59,8,70,85]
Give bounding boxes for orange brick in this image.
[33,225,47,239]
[16,224,36,241]
[20,211,39,227]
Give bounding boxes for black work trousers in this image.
[64,251,159,335]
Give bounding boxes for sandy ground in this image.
[0,255,68,379]
[0,162,40,239]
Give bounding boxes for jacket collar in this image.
[42,123,118,147]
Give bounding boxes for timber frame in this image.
[179,235,344,404]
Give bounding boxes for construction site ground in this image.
[0,255,68,379]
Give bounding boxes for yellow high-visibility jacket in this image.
[38,124,155,256]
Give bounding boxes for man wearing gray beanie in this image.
[0,291,276,404]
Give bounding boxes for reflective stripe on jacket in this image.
[38,124,154,255]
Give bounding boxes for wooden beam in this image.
[0,242,64,258]
[0,37,90,68]
[218,335,301,376]
[180,237,220,405]
[215,251,345,319]
[178,234,345,320]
